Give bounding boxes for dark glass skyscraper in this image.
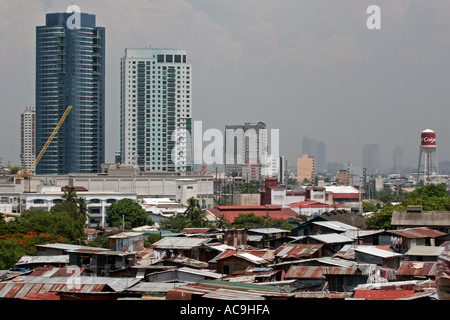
[36,12,105,174]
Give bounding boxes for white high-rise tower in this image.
[120,48,192,172]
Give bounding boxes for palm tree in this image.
[77,197,90,225]
[184,197,208,228]
[62,186,78,203]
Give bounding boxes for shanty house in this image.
[247,228,290,249]
[146,267,222,283]
[108,232,145,252]
[283,265,366,292]
[403,245,445,262]
[273,243,324,262]
[305,233,354,255]
[396,261,437,280]
[354,246,403,269]
[66,248,137,277]
[212,249,269,276]
[151,237,212,261]
[386,227,448,253]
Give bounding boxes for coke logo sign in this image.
[421,135,436,145]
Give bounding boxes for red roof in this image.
[353,290,415,300]
[287,201,345,209]
[21,292,60,300]
[207,206,299,222]
[332,193,361,199]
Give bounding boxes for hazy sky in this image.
[1,0,449,170]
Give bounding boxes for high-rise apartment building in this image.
[20,106,36,171]
[302,136,326,172]
[35,12,105,174]
[362,144,380,173]
[224,122,267,177]
[297,154,315,183]
[120,48,192,172]
[393,145,403,172]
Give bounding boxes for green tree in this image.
[0,238,28,269]
[216,213,232,229]
[408,184,448,199]
[107,198,151,229]
[366,205,396,230]
[362,201,378,213]
[374,187,395,204]
[77,197,90,224]
[236,181,261,194]
[233,213,265,229]
[366,184,450,230]
[21,209,86,243]
[183,197,208,228]
[62,186,78,203]
[88,230,122,249]
[159,214,189,233]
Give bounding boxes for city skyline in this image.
[1,1,449,172]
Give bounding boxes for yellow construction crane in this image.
[17,106,73,187]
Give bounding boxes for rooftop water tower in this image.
[417,129,439,185]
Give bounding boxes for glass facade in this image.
[36,12,105,174]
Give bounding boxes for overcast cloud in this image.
[0,0,449,171]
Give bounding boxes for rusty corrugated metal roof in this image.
[0,275,141,299]
[0,282,107,299]
[353,289,416,300]
[396,262,437,277]
[284,266,357,279]
[294,291,353,299]
[274,243,323,259]
[389,227,447,239]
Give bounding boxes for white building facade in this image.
[120,48,192,173]
[20,106,36,171]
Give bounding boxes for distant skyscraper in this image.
[20,106,36,171]
[120,48,192,172]
[224,122,267,177]
[393,145,403,172]
[35,12,105,174]
[302,136,326,172]
[362,144,380,173]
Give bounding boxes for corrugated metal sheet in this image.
[405,246,445,257]
[16,255,69,266]
[284,266,357,279]
[308,233,354,244]
[397,262,437,277]
[152,237,211,249]
[353,289,415,300]
[0,282,107,299]
[0,276,141,299]
[29,267,84,278]
[389,227,447,239]
[355,246,403,258]
[201,288,265,300]
[312,221,355,232]
[294,291,353,299]
[274,244,323,259]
